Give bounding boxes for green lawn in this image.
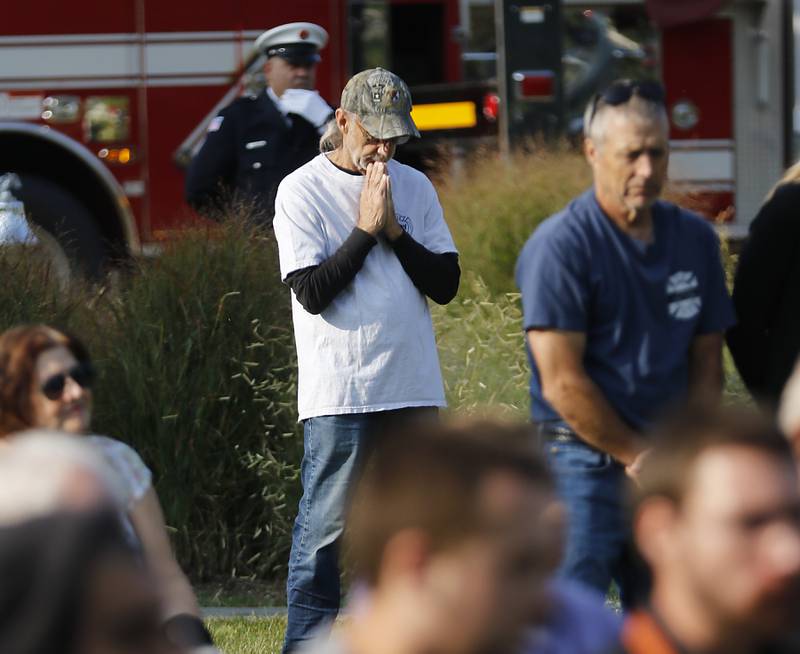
[207,616,286,654]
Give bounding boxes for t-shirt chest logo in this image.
[666,270,701,320]
[397,213,413,236]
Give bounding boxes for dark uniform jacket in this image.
[727,182,800,407]
[184,90,323,227]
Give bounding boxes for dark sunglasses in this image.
[587,79,666,131]
[40,362,95,400]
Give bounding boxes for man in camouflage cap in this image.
[273,68,460,652]
[341,67,420,142]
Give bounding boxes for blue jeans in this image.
[282,408,435,653]
[540,425,639,606]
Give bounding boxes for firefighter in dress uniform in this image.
[185,22,333,226]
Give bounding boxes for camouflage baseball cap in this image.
[341,68,420,141]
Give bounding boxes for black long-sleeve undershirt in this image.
[390,231,460,304]
[285,228,460,315]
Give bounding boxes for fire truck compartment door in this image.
[644,0,726,28]
[663,18,734,202]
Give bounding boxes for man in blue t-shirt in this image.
[515,80,735,604]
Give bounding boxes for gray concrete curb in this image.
[202,607,287,618]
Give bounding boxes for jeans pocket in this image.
[546,440,611,472]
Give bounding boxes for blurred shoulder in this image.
[217,92,266,122]
[658,200,719,244]
[86,435,152,505]
[279,154,327,192]
[525,190,595,251]
[751,182,800,233]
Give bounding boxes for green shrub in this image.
[0,247,83,327]
[433,273,529,418]
[437,144,592,296]
[0,223,303,580]
[93,224,302,579]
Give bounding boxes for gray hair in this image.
[583,94,668,145]
[319,116,342,153]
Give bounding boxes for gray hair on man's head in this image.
[318,116,342,153]
[583,94,669,145]
[318,109,364,153]
[0,430,124,526]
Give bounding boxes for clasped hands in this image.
[357,162,404,241]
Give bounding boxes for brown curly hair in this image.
[0,325,91,438]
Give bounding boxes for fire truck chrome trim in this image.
[0,31,263,46]
[0,30,265,89]
[0,77,232,91]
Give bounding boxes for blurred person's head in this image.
[0,430,124,526]
[583,80,669,225]
[778,359,800,466]
[344,421,563,654]
[0,509,176,654]
[0,324,94,437]
[633,405,800,650]
[327,68,420,174]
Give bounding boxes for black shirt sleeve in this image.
[285,228,377,314]
[389,231,460,305]
[285,228,460,315]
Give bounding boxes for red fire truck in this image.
[0,0,793,275]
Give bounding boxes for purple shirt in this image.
[526,579,622,654]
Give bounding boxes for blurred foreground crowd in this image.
[7,19,800,654]
[1,322,800,654]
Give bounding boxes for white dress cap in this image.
[255,22,329,59]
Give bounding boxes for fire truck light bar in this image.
[512,70,556,102]
[410,101,478,131]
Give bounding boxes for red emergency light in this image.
[482,93,500,122]
[512,70,556,102]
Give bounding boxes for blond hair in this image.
[765,159,800,201]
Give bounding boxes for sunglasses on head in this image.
[587,79,666,131]
[41,362,95,400]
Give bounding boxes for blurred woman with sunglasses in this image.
[0,324,217,653]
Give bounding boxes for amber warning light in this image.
[98,147,133,164]
[512,70,556,102]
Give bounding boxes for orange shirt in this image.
[621,611,682,654]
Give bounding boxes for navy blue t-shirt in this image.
[515,189,736,430]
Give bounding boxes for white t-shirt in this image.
[87,435,152,509]
[274,154,457,420]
